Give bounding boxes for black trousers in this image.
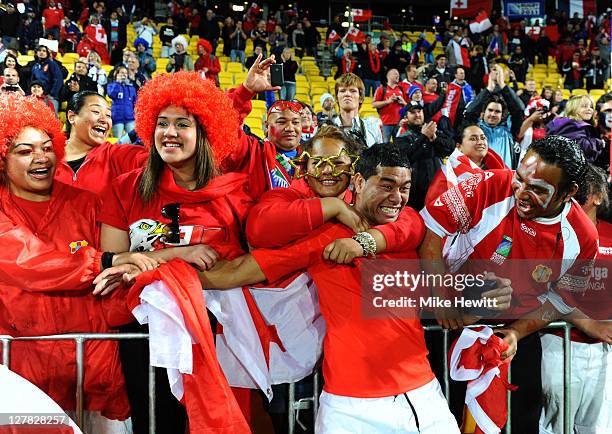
[426,327,542,434]
[118,322,187,434]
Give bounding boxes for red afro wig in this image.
[197,39,213,54]
[134,71,240,165]
[0,93,65,170]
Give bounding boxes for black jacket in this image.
[395,120,455,210]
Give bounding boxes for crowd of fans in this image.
[0,1,611,434]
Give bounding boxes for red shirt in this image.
[251,223,434,397]
[373,84,405,125]
[0,183,128,418]
[42,7,64,30]
[246,177,426,255]
[55,142,148,196]
[221,86,295,199]
[101,167,253,261]
[195,54,221,84]
[421,170,598,316]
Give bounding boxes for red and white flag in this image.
[326,29,341,45]
[565,0,597,18]
[206,272,325,400]
[451,0,493,18]
[346,26,366,44]
[449,327,518,434]
[469,10,492,33]
[129,261,250,434]
[352,9,372,22]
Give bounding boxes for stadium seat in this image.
[245,116,264,130]
[252,100,267,110]
[218,71,234,83]
[572,89,588,96]
[227,62,244,73]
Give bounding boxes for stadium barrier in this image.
[1,322,576,434]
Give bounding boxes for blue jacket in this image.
[107,81,137,124]
[30,59,63,98]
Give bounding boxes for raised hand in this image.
[243,53,281,93]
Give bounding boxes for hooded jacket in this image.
[546,117,605,163]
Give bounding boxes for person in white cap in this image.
[166,35,194,72]
[316,92,337,124]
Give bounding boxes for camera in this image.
[462,279,500,318]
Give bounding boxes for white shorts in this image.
[539,334,612,434]
[315,378,460,434]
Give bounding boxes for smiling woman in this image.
[54,90,148,195]
[0,92,138,433]
[98,71,253,433]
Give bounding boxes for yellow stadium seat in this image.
[250,128,265,138]
[18,55,34,64]
[572,89,588,96]
[252,100,267,110]
[227,62,244,73]
[590,89,605,99]
[218,71,233,82]
[249,107,266,119]
[245,116,264,130]
[234,72,247,83]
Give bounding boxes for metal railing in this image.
[1,322,576,434]
[286,321,575,434]
[0,333,155,434]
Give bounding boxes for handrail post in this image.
[75,337,85,429]
[1,338,10,367]
[506,366,512,434]
[563,324,572,434]
[148,364,156,434]
[443,328,450,402]
[288,382,296,434]
[313,370,320,422]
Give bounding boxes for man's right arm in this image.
[203,224,346,288]
[464,87,490,121]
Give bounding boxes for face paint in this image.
[514,157,556,208]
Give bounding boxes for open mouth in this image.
[91,126,107,137]
[28,167,51,180]
[516,199,533,215]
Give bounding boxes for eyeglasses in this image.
[267,100,303,116]
[161,203,181,244]
[290,148,360,179]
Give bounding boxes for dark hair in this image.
[455,65,466,75]
[482,94,508,118]
[356,142,411,180]
[139,122,217,202]
[575,164,609,210]
[65,90,104,136]
[303,125,364,155]
[456,121,484,143]
[527,135,587,197]
[595,92,612,112]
